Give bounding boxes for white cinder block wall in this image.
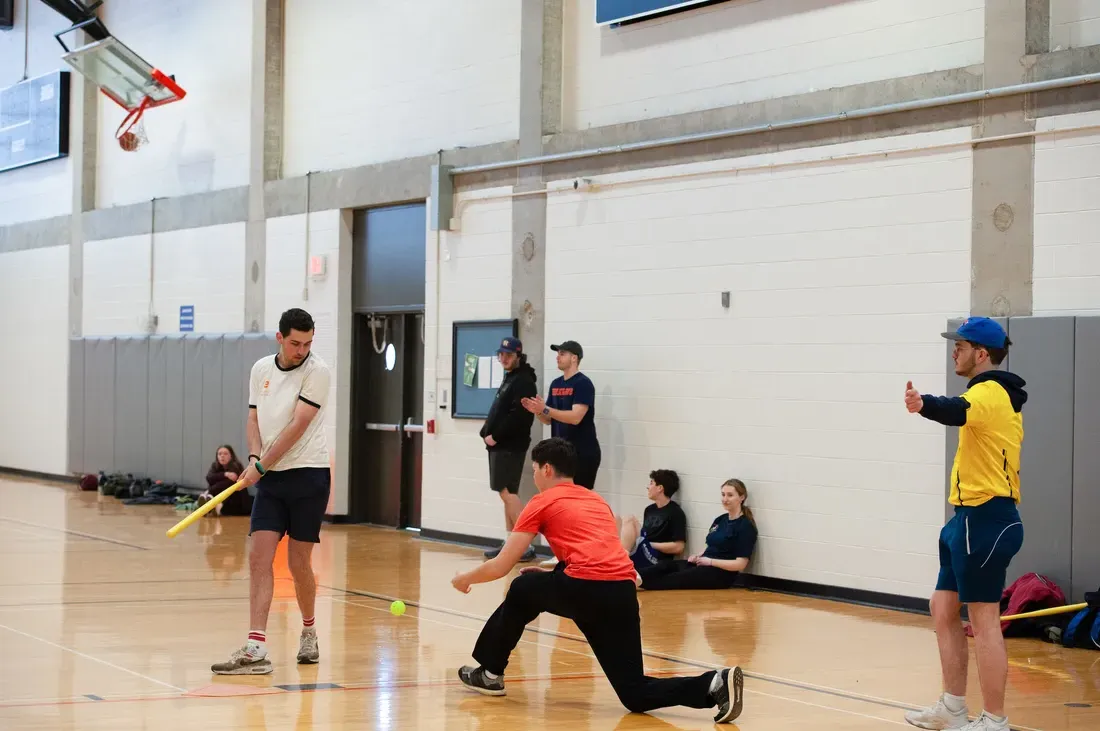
[265,211,343,512]
[95,0,252,207]
[283,0,521,175]
[421,189,515,538]
[0,0,72,226]
[0,246,70,474]
[1052,1,1100,49]
[519,128,968,598]
[563,0,984,130]
[1033,110,1100,315]
[83,223,246,336]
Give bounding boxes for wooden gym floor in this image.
[0,476,1096,730]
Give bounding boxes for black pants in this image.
[472,569,716,713]
[639,560,741,591]
[574,450,601,490]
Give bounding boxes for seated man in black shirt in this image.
[618,469,688,571]
[639,478,757,591]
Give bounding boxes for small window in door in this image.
[384,342,397,371]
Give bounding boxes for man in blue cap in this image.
[480,336,538,562]
[903,317,1027,731]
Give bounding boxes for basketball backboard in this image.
[53,17,185,151]
[59,35,185,111]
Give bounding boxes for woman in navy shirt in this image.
[638,479,757,591]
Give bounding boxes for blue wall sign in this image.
[179,305,194,332]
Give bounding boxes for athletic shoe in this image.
[711,666,744,723]
[297,628,319,664]
[958,712,1008,731]
[483,545,502,559]
[904,696,970,729]
[520,547,537,562]
[211,646,273,675]
[458,665,506,696]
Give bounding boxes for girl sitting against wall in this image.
[198,445,253,517]
[637,478,757,591]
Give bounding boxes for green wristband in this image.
[254,461,266,476]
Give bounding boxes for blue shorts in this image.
[630,536,665,571]
[249,467,331,543]
[936,497,1023,604]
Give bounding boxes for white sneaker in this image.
[904,696,969,729]
[958,712,1009,731]
[540,556,559,567]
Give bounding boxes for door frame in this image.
[349,308,425,529]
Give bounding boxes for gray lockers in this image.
[67,333,278,490]
[943,315,1100,602]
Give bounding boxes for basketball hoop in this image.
[55,29,186,153]
[116,96,151,152]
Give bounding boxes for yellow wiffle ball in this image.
[390,600,406,616]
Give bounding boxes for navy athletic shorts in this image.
[249,466,331,543]
[935,496,1023,603]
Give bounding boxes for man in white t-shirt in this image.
[211,308,332,676]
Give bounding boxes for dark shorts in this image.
[488,450,527,495]
[629,537,663,571]
[250,467,331,543]
[936,497,1024,604]
[574,450,601,490]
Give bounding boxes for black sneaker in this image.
[711,666,743,723]
[483,546,502,559]
[519,547,537,562]
[458,665,506,696]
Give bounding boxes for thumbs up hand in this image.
[904,380,924,414]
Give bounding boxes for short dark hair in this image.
[530,438,577,479]
[279,308,315,337]
[649,469,680,498]
[969,337,1011,366]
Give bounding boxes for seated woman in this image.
[198,445,253,516]
[637,478,757,591]
[618,469,688,571]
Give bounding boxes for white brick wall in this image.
[95,0,251,208]
[564,0,984,130]
[0,245,69,474]
[1034,110,1100,315]
[533,128,974,598]
[421,188,515,539]
[1052,0,1100,49]
[265,210,342,511]
[0,0,72,226]
[283,0,521,175]
[83,223,245,335]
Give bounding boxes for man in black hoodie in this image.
[480,337,538,561]
[903,317,1027,731]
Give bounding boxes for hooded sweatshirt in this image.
[919,370,1028,507]
[479,359,538,453]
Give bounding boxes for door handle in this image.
[403,417,424,437]
[365,422,401,432]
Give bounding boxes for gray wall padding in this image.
[1072,317,1100,601]
[67,332,277,489]
[67,339,85,476]
[1005,316,1074,593]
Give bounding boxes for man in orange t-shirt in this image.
[451,437,744,723]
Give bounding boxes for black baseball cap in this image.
[551,340,583,359]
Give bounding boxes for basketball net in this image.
[116,96,151,152]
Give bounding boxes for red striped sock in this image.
[302,616,315,629]
[247,630,266,649]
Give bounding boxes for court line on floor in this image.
[321,583,1047,731]
[0,517,148,550]
[0,621,186,693]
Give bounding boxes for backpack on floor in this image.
[1062,590,1100,651]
